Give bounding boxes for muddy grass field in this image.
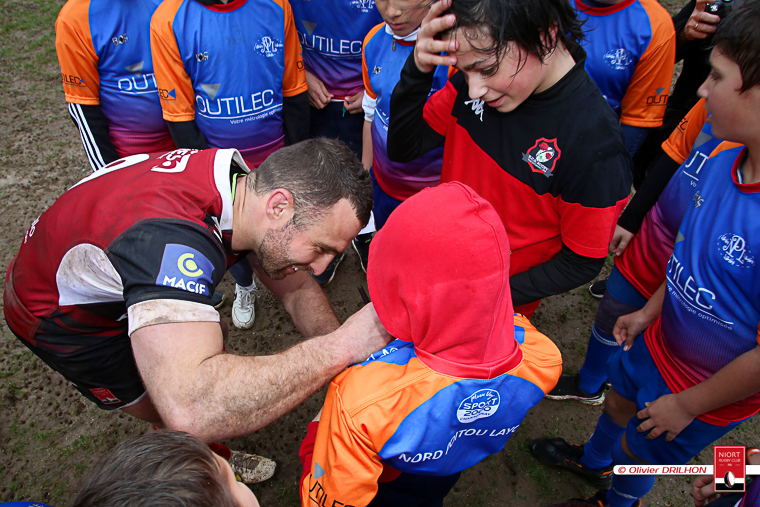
[1,0,758,505]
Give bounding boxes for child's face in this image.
[375,0,429,37]
[448,32,552,113]
[699,48,760,145]
[214,454,260,507]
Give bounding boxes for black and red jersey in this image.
[4,148,247,353]
[420,60,632,277]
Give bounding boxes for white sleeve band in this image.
[128,299,220,336]
[362,92,377,123]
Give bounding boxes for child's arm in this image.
[613,280,667,350]
[362,120,373,170]
[636,342,760,442]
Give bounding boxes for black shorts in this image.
[11,328,145,410]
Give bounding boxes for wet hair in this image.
[248,138,373,230]
[441,0,585,75]
[712,1,760,92]
[69,431,239,507]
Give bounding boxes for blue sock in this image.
[578,323,619,394]
[580,412,625,470]
[606,439,655,507]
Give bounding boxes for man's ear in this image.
[265,189,295,222]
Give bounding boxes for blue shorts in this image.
[607,336,744,465]
[606,266,649,309]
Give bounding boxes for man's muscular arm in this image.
[131,304,390,442]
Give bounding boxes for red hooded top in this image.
[368,181,522,379]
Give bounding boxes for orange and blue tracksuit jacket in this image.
[299,314,561,507]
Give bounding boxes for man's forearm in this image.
[166,328,354,441]
[677,346,760,417]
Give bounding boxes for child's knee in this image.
[604,388,638,427]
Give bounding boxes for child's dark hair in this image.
[442,0,585,75]
[712,1,760,92]
[69,431,239,507]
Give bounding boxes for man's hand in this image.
[414,0,459,74]
[609,224,635,256]
[344,90,364,114]
[637,394,696,441]
[692,475,716,506]
[306,71,333,109]
[683,0,720,42]
[337,303,391,365]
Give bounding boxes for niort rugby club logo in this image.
[156,244,214,295]
[457,389,500,423]
[603,48,632,70]
[522,138,561,177]
[718,233,755,268]
[254,36,284,57]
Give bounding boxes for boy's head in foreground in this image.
[368,181,519,377]
[70,431,259,507]
[441,0,585,112]
[700,1,760,146]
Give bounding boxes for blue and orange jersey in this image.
[150,0,307,168]
[300,315,561,507]
[615,99,741,299]
[291,0,382,98]
[572,0,676,128]
[55,0,175,157]
[646,146,760,426]
[362,23,448,201]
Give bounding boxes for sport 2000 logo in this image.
[457,389,500,423]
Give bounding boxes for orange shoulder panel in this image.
[708,141,744,158]
[506,315,563,394]
[362,23,386,99]
[661,98,707,165]
[150,0,195,121]
[619,0,675,128]
[55,0,100,104]
[276,0,308,97]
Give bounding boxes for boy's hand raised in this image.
[414,0,459,73]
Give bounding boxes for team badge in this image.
[603,48,632,70]
[254,36,284,58]
[718,233,755,268]
[522,138,561,177]
[464,98,484,121]
[350,0,375,13]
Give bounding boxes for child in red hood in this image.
[299,182,562,507]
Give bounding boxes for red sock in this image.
[209,442,232,461]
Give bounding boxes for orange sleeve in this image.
[150,0,196,121]
[362,23,385,100]
[55,0,100,105]
[661,98,708,165]
[619,0,676,128]
[300,379,383,507]
[276,0,308,97]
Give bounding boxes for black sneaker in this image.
[545,490,641,507]
[589,279,607,299]
[529,438,613,490]
[352,232,374,274]
[211,291,226,309]
[545,373,605,405]
[312,252,346,287]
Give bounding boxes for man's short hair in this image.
[249,138,373,229]
[713,1,760,92]
[442,0,585,74]
[69,431,239,507]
